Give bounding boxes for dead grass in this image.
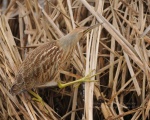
[0,0,150,120]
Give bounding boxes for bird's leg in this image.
[58,71,98,89]
[28,90,45,106]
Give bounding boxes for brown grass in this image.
[0,0,150,120]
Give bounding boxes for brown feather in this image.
[10,24,100,95]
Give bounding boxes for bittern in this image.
[10,24,100,95]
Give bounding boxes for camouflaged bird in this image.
[10,24,100,95]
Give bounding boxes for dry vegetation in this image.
[0,0,150,120]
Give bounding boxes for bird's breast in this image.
[16,42,64,89]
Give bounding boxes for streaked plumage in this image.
[10,25,99,95]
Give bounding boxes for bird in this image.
[10,23,100,95]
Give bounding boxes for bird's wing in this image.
[16,41,63,89]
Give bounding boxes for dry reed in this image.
[0,0,150,120]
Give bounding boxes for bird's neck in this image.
[57,32,81,62]
[59,32,81,51]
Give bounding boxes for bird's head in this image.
[60,23,101,48]
[70,23,101,41]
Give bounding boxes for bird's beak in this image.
[83,23,102,35]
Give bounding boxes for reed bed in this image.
[0,0,150,120]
